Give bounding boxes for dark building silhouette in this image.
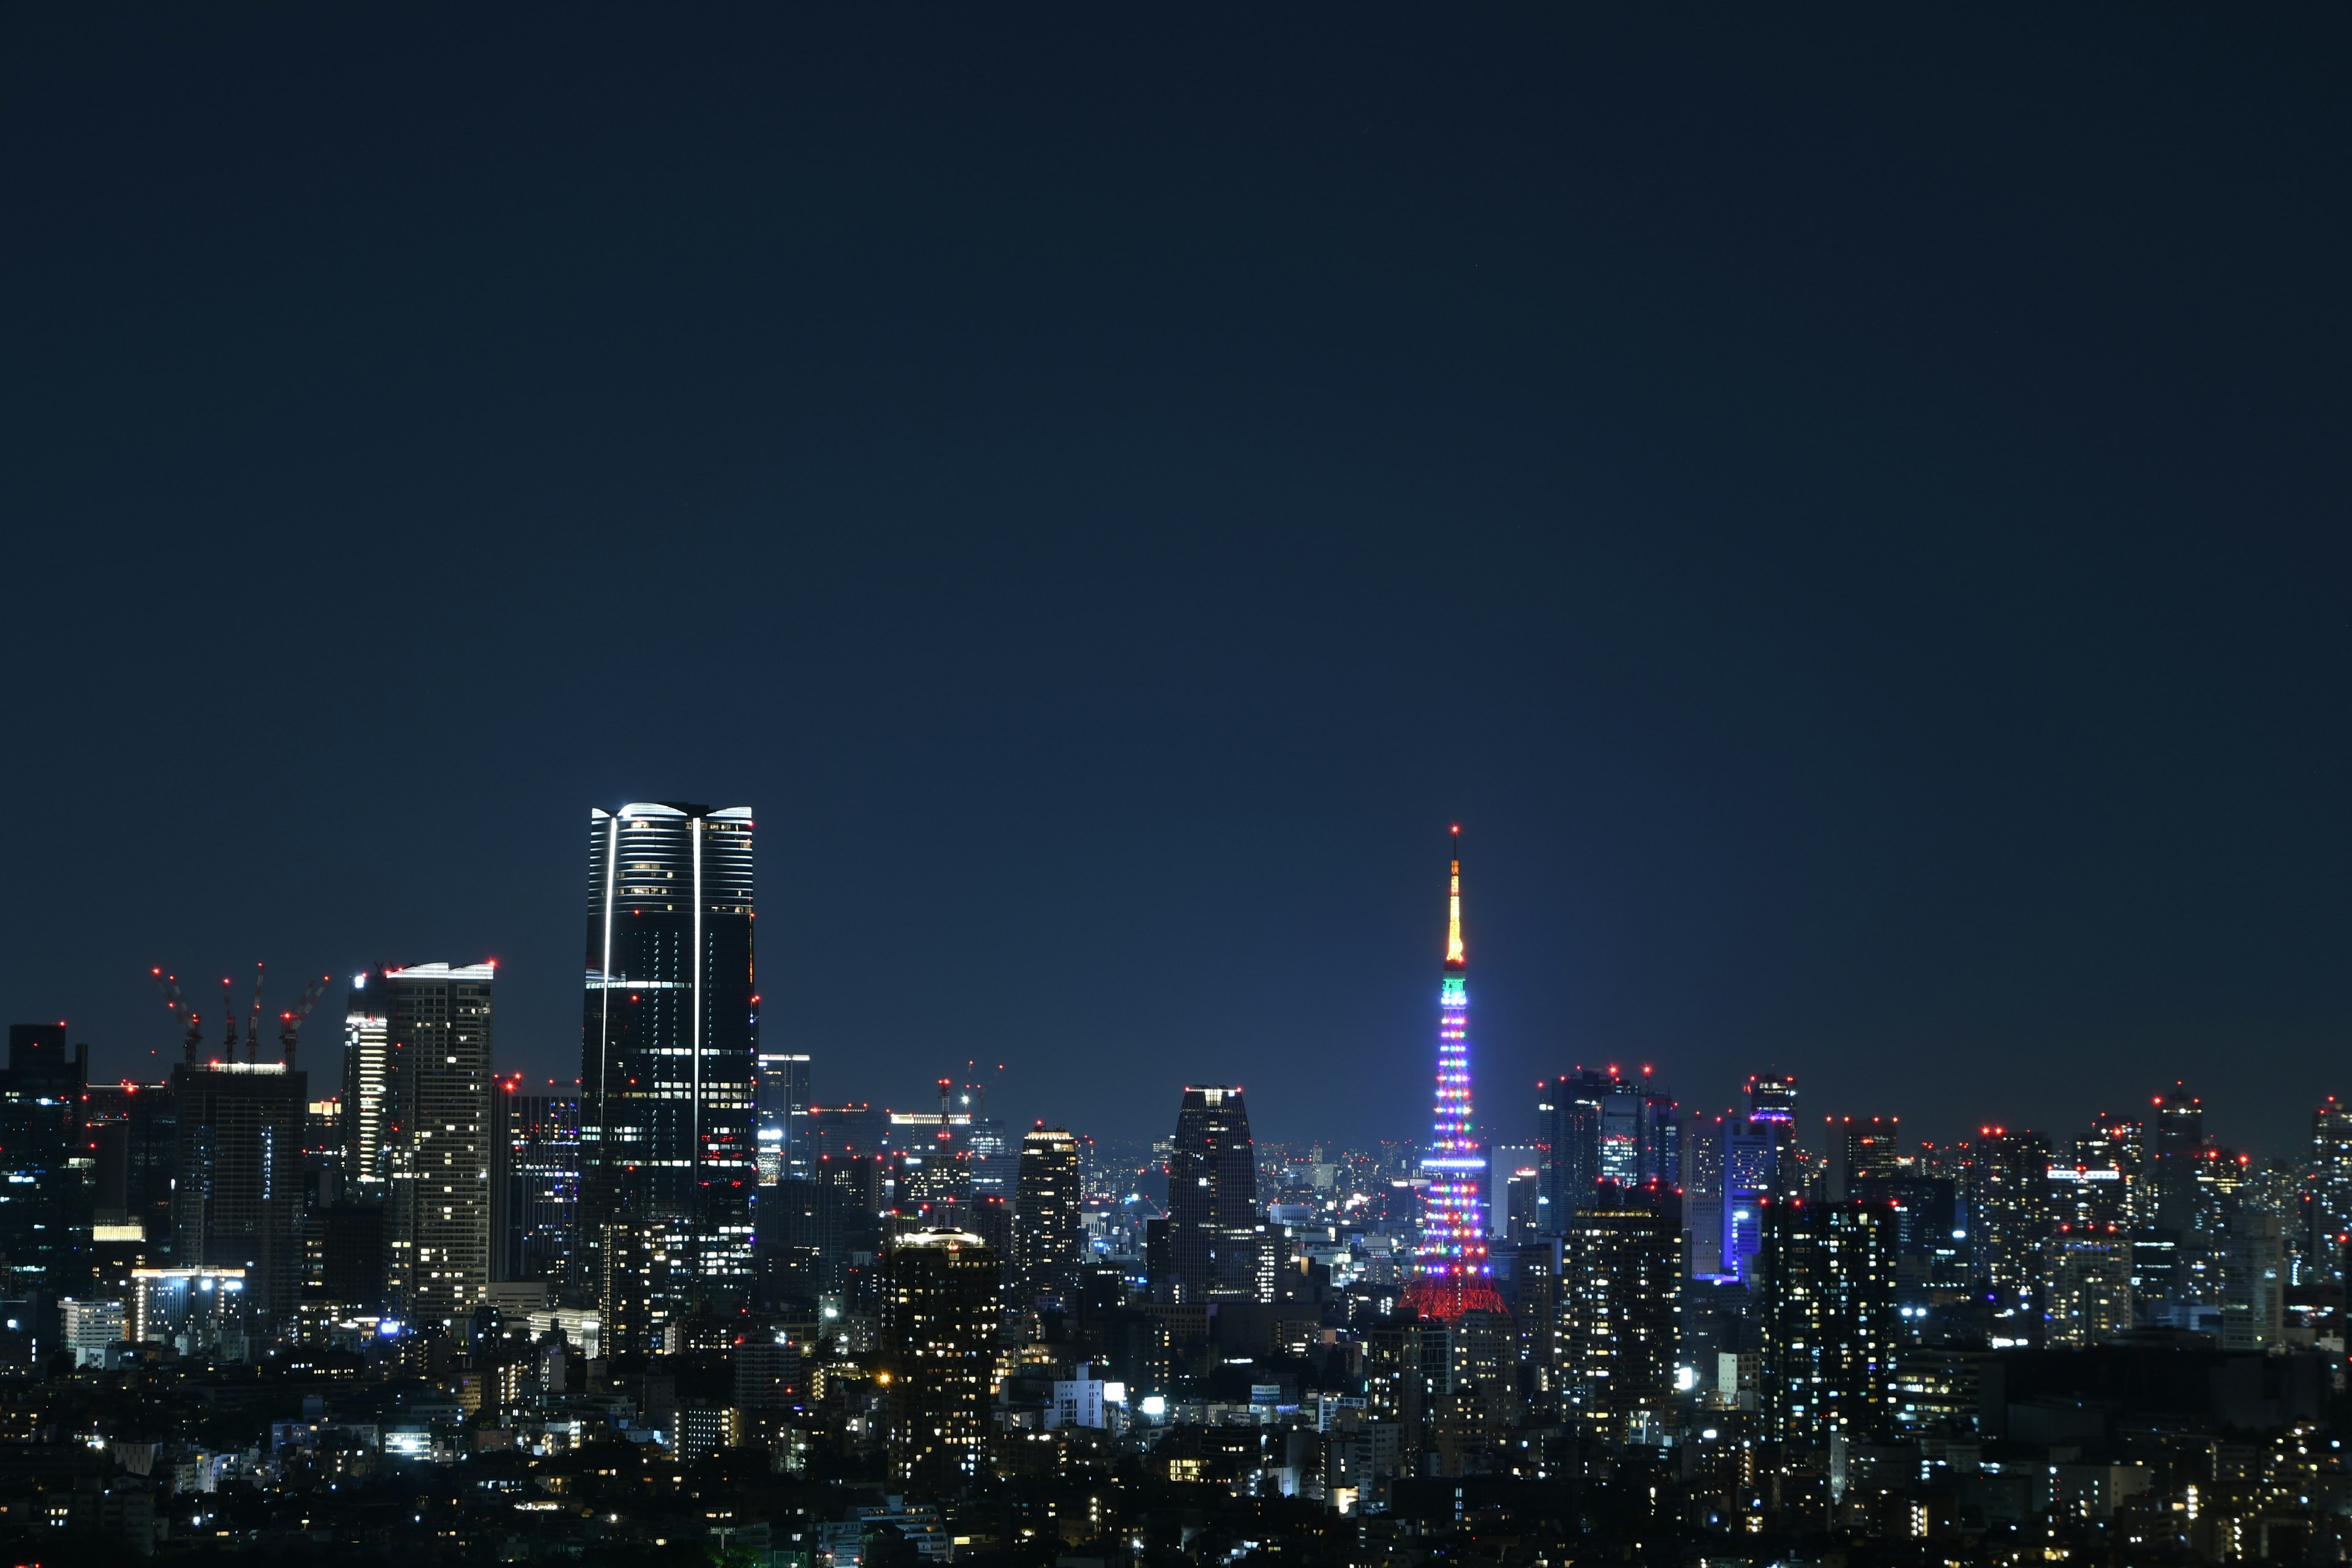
[579,802,758,1348]
[1158,1085,1257,1303]
[0,1025,91,1300]
[171,1058,307,1325]
[491,1082,578,1287]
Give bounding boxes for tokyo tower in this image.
[1405,826,1509,1321]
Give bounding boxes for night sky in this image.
[5,9,2346,1158]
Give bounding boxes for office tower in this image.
[2219,1214,2284,1351]
[2043,1232,2133,1346]
[1758,1199,1897,1446]
[890,1082,974,1208]
[1488,1144,1540,1240]
[1499,1162,1544,1247]
[1683,1110,1727,1277]
[0,1025,91,1298]
[1714,1077,1798,1284]
[171,1050,307,1324]
[880,1231,999,1494]
[756,1050,812,1185]
[810,1103,890,1160]
[580,802,758,1344]
[1970,1126,2053,1338]
[1408,829,1506,1321]
[2311,1097,2352,1286]
[1826,1117,1902,1200]
[2152,1088,2206,1233]
[960,1079,1010,1201]
[491,1080,579,1287]
[1158,1086,1259,1303]
[369,962,495,1327]
[83,1080,176,1251]
[341,975,392,1191]
[1536,1072,1602,1230]
[1010,1126,1081,1306]
[1558,1185,1683,1444]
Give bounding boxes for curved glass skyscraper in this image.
[580,802,757,1344]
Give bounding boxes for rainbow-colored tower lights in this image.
[1406,826,1508,1321]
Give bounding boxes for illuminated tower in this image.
[1407,828,1507,1320]
[579,802,758,1347]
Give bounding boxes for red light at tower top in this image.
[1406,830,1507,1322]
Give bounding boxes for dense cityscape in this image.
[0,807,2342,1565]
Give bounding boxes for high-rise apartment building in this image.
[491,1081,579,1287]
[1158,1086,1259,1303]
[2310,1097,2352,1286]
[1011,1126,1081,1306]
[2043,1232,2133,1346]
[341,976,391,1191]
[1758,1198,1897,1447]
[881,1231,999,1493]
[580,802,758,1346]
[1558,1186,1683,1444]
[379,962,494,1327]
[1969,1126,2053,1337]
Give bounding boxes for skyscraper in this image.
[1408,829,1506,1321]
[491,1080,579,1288]
[341,976,391,1191]
[0,1025,90,1300]
[579,802,758,1345]
[756,1049,811,1185]
[2310,1096,2352,1286]
[1559,1185,1683,1444]
[1758,1198,1897,1447]
[172,1054,307,1325]
[380,962,494,1327]
[881,1230,998,1494]
[1011,1125,1081,1306]
[1158,1087,1257,1303]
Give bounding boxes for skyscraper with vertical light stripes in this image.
[579,802,757,1348]
[1406,827,1508,1320]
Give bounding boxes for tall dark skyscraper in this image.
[1010,1125,1081,1306]
[0,1025,90,1300]
[492,1081,579,1289]
[1538,1065,1679,1228]
[171,1055,307,1325]
[1158,1086,1257,1303]
[579,802,757,1344]
[756,1049,811,1185]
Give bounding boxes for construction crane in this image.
[221,978,239,1064]
[149,968,202,1064]
[244,962,266,1063]
[277,974,331,1070]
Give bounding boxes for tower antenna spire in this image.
[1408,824,1505,1321]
